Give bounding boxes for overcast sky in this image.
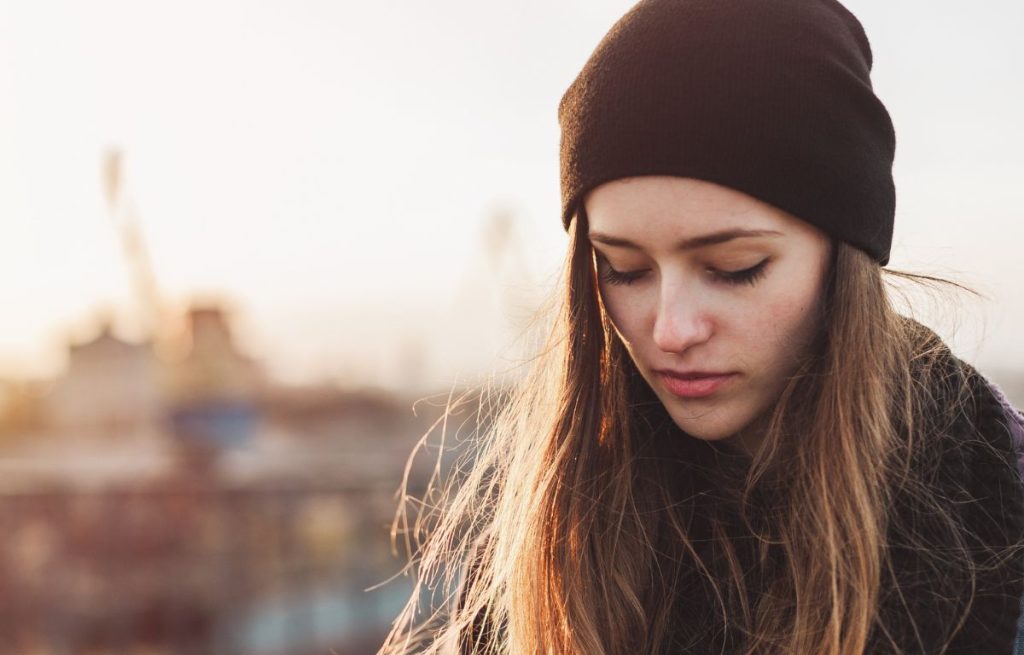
[0,0,1021,388]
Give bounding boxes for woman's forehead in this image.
[584,176,800,240]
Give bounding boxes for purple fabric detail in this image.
[987,379,1024,482]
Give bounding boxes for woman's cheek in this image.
[601,288,643,348]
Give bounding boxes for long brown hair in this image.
[378,209,994,654]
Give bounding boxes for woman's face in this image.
[584,176,833,453]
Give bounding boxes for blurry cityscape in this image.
[0,151,533,654]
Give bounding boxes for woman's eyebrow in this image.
[588,228,782,251]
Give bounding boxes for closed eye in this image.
[711,259,769,286]
[600,265,649,286]
[598,259,770,287]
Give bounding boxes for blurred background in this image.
[0,0,1021,653]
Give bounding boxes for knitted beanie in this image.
[558,0,897,266]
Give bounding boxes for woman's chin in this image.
[667,416,738,443]
[657,398,729,437]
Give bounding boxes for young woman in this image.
[379,0,1024,653]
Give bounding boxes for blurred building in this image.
[37,304,265,443]
[42,323,160,435]
[157,303,265,466]
[164,305,264,404]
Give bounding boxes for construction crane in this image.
[101,148,165,343]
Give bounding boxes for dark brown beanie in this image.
[558,0,897,266]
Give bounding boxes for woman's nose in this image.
[652,286,713,354]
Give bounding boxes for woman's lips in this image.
[657,372,738,398]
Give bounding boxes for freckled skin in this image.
[584,176,833,453]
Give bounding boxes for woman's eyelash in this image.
[714,260,769,286]
[600,266,647,286]
[598,259,769,287]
